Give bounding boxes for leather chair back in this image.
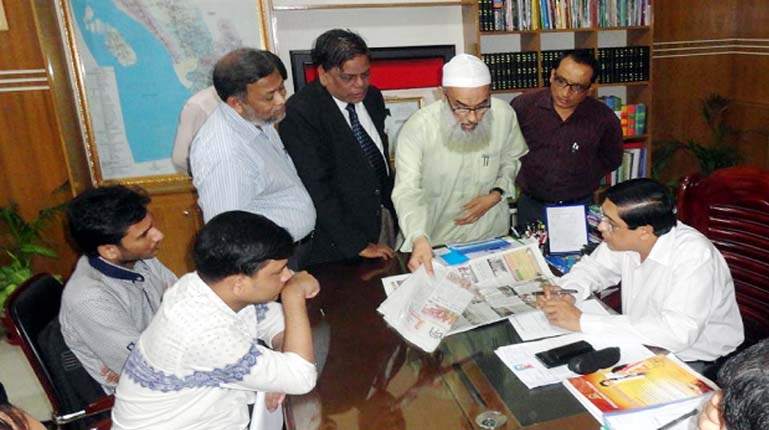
[4,273,112,429]
[677,167,769,348]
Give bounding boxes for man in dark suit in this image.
[280,29,395,265]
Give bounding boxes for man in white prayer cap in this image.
[392,53,529,273]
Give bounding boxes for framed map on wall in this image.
[55,0,269,186]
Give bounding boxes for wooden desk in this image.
[285,256,600,430]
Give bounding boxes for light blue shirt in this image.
[190,103,316,240]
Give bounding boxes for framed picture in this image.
[384,96,424,163]
[50,0,270,188]
[290,45,454,92]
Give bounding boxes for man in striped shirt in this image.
[190,48,316,269]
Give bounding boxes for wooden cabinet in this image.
[147,191,203,276]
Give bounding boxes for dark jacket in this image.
[279,81,395,265]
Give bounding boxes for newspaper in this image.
[379,239,557,352]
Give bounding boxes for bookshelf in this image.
[473,0,654,183]
[267,0,652,183]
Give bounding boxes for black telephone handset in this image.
[535,340,595,368]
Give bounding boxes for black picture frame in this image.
[290,44,456,92]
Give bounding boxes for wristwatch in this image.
[490,187,505,197]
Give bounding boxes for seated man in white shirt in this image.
[539,178,744,368]
[111,211,319,430]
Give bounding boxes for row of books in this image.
[481,48,650,90]
[482,52,539,90]
[540,49,594,85]
[597,0,650,28]
[478,0,650,32]
[600,96,647,137]
[598,46,649,83]
[603,142,647,187]
[540,48,649,85]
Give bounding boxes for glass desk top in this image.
[285,256,599,430]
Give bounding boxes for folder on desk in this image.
[563,354,717,430]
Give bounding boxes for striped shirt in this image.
[190,103,316,240]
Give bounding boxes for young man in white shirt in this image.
[539,178,744,367]
[111,211,318,430]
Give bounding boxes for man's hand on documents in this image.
[408,236,434,275]
[537,285,581,332]
[454,192,501,225]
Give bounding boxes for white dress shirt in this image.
[559,221,744,361]
[331,96,389,173]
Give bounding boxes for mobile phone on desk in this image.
[535,340,594,368]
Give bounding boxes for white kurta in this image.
[111,273,317,430]
[392,98,528,250]
[559,222,744,361]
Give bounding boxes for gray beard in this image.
[250,111,285,128]
[441,101,493,153]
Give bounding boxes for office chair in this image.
[677,167,769,350]
[3,273,113,430]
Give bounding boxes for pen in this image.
[656,408,698,430]
[529,289,579,296]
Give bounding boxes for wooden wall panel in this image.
[652,56,733,142]
[728,101,769,169]
[654,0,738,42]
[147,193,203,276]
[0,0,45,69]
[653,0,769,180]
[0,0,78,277]
[737,0,769,38]
[732,54,769,104]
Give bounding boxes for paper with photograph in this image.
[379,240,558,351]
[379,264,474,352]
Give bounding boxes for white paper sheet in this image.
[508,299,611,341]
[604,395,711,430]
[494,333,655,389]
[546,205,589,254]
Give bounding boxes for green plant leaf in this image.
[19,243,58,258]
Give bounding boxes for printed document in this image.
[494,333,654,389]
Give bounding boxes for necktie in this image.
[346,103,387,187]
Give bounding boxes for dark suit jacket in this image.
[280,81,395,265]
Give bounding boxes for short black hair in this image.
[311,29,369,71]
[193,211,294,283]
[67,185,150,256]
[212,48,287,101]
[719,339,769,430]
[555,50,599,83]
[604,178,677,236]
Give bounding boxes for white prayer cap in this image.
[442,54,491,88]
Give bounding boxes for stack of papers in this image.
[604,396,709,430]
[379,239,557,352]
[563,354,717,430]
[508,298,610,341]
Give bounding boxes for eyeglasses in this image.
[447,100,491,116]
[552,74,591,94]
[599,209,626,233]
[332,69,370,84]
